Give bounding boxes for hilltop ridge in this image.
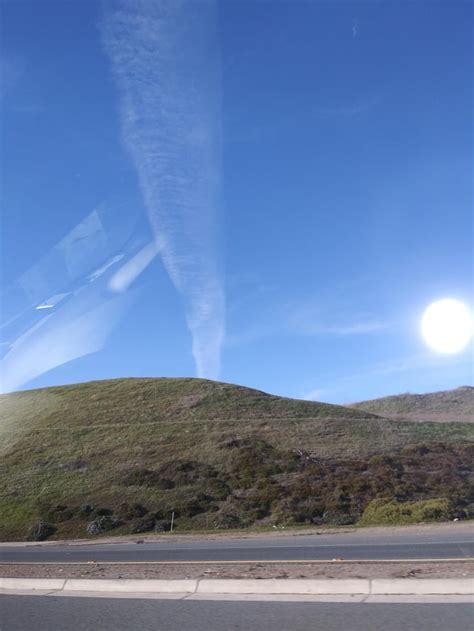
[350,386,473,423]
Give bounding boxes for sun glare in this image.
[421,299,473,354]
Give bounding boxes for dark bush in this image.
[323,510,357,526]
[171,494,217,518]
[154,519,172,532]
[86,515,120,535]
[43,505,76,523]
[212,510,243,529]
[157,461,221,486]
[205,478,231,501]
[93,507,113,517]
[129,517,155,534]
[239,500,269,521]
[78,504,94,518]
[401,444,431,458]
[222,437,247,449]
[462,503,474,518]
[225,439,285,483]
[118,503,148,520]
[122,468,175,489]
[27,521,56,541]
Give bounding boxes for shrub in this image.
[78,504,94,518]
[462,503,474,518]
[157,461,220,486]
[154,519,172,532]
[171,494,217,518]
[86,515,120,535]
[359,497,452,526]
[323,509,357,526]
[400,444,431,458]
[227,439,284,484]
[43,505,76,523]
[118,503,148,520]
[129,517,155,534]
[204,478,231,501]
[27,521,56,541]
[122,468,174,489]
[211,509,243,529]
[93,507,113,517]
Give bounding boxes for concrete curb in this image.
[197,579,370,594]
[65,579,197,593]
[371,578,474,595]
[1,577,472,596]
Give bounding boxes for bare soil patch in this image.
[1,561,472,581]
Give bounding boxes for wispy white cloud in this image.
[313,91,384,119]
[101,0,225,379]
[287,300,390,338]
[312,320,389,336]
[226,298,390,349]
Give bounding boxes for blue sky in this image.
[1,0,472,403]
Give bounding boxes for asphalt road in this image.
[1,596,473,630]
[1,529,473,563]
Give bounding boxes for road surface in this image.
[1,528,473,563]
[1,595,473,630]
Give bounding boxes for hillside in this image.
[349,386,473,423]
[1,378,473,541]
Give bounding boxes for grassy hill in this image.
[349,386,474,423]
[1,378,473,541]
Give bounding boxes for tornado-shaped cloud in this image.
[101,0,225,378]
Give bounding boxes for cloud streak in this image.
[101,0,225,379]
[313,91,384,119]
[312,320,389,336]
[287,300,390,339]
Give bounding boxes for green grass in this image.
[1,378,473,540]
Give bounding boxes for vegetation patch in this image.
[359,498,453,526]
[27,521,57,541]
[0,378,472,540]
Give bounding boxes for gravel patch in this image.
[1,561,473,580]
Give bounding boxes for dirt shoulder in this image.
[1,561,473,581]
[2,520,472,547]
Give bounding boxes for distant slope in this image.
[2,378,472,458]
[0,377,381,451]
[1,378,473,540]
[349,386,474,423]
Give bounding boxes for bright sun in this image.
[421,299,473,354]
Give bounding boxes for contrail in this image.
[101,0,225,379]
